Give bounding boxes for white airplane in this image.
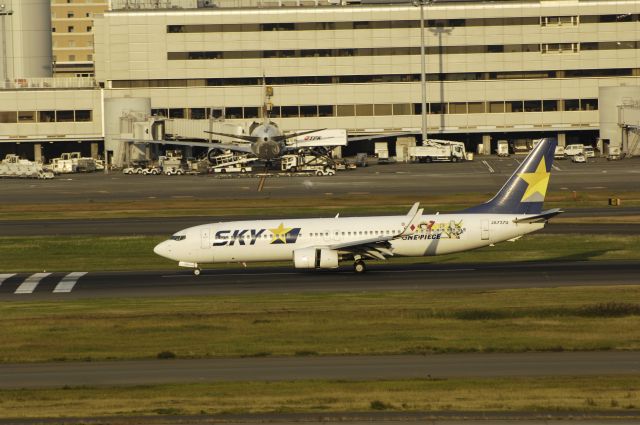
[154,138,561,275]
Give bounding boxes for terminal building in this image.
[0,0,639,165]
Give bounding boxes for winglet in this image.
[400,203,423,236]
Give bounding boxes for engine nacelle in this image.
[293,247,339,269]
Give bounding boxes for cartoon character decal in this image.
[403,219,466,241]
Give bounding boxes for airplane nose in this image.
[154,240,171,259]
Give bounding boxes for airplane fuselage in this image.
[154,213,544,266]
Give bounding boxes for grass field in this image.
[1,376,638,418]
[1,191,639,220]
[0,234,638,273]
[1,286,639,363]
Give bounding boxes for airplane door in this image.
[201,227,211,249]
[481,220,490,240]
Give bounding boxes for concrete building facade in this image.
[1,0,640,163]
[51,0,108,76]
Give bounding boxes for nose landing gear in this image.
[193,268,201,276]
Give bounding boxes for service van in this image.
[564,144,584,157]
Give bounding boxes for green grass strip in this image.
[1,286,640,362]
[0,234,639,272]
[1,376,638,418]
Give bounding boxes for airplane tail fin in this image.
[462,138,557,215]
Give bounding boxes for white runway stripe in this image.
[482,160,495,173]
[53,272,87,293]
[0,274,16,287]
[14,273,51,294]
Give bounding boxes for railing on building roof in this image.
[0,77,98,90]
[110,0,199,9]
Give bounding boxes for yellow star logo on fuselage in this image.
[518,157,550,202]
[269,223,292,244]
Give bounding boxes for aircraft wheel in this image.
[193,268,201,276]
[354,260,366,273]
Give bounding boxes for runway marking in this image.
[481,160,495,173]
[53,272,88,293]
[0,274,16,287]
[586,186,607,189]
[552,164,562,171]
[14,273,52,294]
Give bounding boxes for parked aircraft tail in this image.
[463,138,557,215]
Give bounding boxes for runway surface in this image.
[1,351,638,389]
[1,261,638,300]
[2,207,639,236]
[2,157,639,203]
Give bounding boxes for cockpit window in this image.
[171,235,186,241]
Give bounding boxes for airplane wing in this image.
[123,139,255,154]
[323,202,423,261]
[204,131,258,144]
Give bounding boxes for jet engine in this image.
[293,247,339,269]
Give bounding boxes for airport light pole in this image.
[413,0,431,145]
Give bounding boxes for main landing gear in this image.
[354,259,366,273]
[193,268,201,276]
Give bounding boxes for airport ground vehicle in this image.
[408,140,466,163]
[155,138,560,275]
[572,153,587,163]
[142,167,161,175]
[496,140,509,157]
[214,165,252,173]
[583,146,596,158]
[375,142,392,164]
[280,154,335,175]
[0,154,54,179]
[122,166,144,175]
[564,144,584,157]
[554,146,566,159]
[164,166,185,175]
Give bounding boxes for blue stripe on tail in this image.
[462,138,557,215]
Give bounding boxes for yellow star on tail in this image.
[518,157,550,202]
[269,223,292,244]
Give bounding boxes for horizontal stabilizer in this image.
[513,208,563,224]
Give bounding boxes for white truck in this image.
[564,144,584,157]
[281,154,336,176]
[51,152,97,173]
[408,140,466,163]
[0,154,54,179]
[375,142,391,164]
[496,140,509,157]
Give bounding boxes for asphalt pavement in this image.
[1,351,638,389]
[1,260,638,300]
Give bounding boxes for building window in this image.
[168,108,185,119]
[280,106,299,118]
[524,100,542,112]
[355,104,374,116]
[543,100,559,112]
[564,99,580,111]
[0,111,17,123]
[56,110,75,122]
[374,104,393,116]
[244,107,260,119]
[68,26,75,33]
[224,107,242,119]
[18,111,36,123]
[318,105,334,117]
[393,104,412,115]
[336,105,354,117]
[75,110,92,122]
[581,99,598,111]
[38,111,55,123]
